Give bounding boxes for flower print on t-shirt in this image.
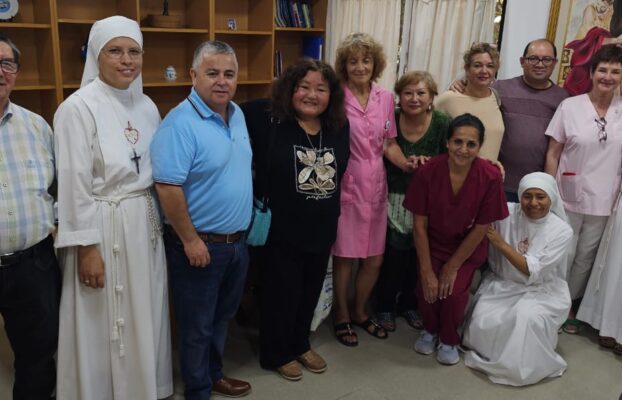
[294,145,338,199]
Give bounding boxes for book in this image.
[301,1,311,28]
[303,36,323,60]
[290,0,302,27]
[275,0,286,27]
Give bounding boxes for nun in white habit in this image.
[54,16,173,399]
[463,172,573,386]
[577,185,622,353]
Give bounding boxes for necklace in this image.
[102,83,142,174]
[303,128,323,152]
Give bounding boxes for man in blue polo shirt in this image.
[151,40,252,400]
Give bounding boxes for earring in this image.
[427,104,433,111]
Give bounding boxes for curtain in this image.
[325,0,402,91]
[399,0,496,91]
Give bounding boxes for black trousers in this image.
[259,241,329,369]
[0,235,61,400]
[375,242,417,314]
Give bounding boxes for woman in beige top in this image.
[435,43,504,161]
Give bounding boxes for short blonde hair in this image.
[394,70,438,97]
[463,42,500,71]
[335,32,386,83]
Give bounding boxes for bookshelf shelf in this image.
[2,0,327,122]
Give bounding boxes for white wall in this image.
[497,0,552,79]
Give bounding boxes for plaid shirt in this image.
[0,102,55,253]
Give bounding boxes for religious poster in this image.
[548,0,621,95]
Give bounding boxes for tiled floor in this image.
[1,316,621,399]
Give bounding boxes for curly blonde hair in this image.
[334,32,387,83]
[463,42,500,71]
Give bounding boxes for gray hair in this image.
[191,40,237,70]
[0,33,21,65]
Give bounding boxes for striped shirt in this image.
[0,102,55,253]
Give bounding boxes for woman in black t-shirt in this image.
[241,59,350,381]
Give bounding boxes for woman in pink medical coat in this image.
[331,33,413,346]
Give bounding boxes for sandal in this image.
[334,322,358,347]
[353,318,388,339]
[614,343,622,356]
[400,310,423,330]
[599,336,617,349]
[375,312,396,332]
[562,319,581,334]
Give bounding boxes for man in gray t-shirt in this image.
[494,39,568,201]
[453,39,569,201]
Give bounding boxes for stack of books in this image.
[275,0,315,28]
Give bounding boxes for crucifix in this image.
[131,149,141,174]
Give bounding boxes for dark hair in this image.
[271,59,346,131]
[522,38,557,59]
[447,113,485,145]
[0,33,20,66]
[590,44,622,73]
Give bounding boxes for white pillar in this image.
[497,0,552,79]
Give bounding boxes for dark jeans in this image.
[164,231,249,400]
[259,241,329,369]
[375,242,417,314]
[0,235,60,400]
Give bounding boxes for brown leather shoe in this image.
[212,377,251,397]
[276,360,303,381]
[296,349,327,373]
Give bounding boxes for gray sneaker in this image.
[436,343,460,365]
[414,330,438,355]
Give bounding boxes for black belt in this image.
[165,225,244,244]
[0,235,53,268]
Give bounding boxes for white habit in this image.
[464,202,573,386]
[577,191,622,343]
[54,77,173,399]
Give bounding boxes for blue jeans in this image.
[164,231,249,400]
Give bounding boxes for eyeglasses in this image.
[525,56,556,66]
[0,59,19,74]
[102,47,143,60]
[595,117,607,142]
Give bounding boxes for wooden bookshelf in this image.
[0,0,328,121]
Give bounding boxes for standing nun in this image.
[54,16,173,399]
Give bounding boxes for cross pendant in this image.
[131,149,141,174]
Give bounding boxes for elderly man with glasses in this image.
[0,33,60,400]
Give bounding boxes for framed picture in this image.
[547,0,621,93]
[227,18,237,30]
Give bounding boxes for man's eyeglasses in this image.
[102,47,143,60]
[595,117,607,142]
[0,59,19,74]
[524,56,556,66]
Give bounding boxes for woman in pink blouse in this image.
[331,33,413,346]
[545,44,622,334]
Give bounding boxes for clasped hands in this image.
[403,155,431,173]
[420,263,459,304]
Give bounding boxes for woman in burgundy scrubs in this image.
[404,113,508,365]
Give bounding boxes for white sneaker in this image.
[414,330,438,355]
[436,342,460,365]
